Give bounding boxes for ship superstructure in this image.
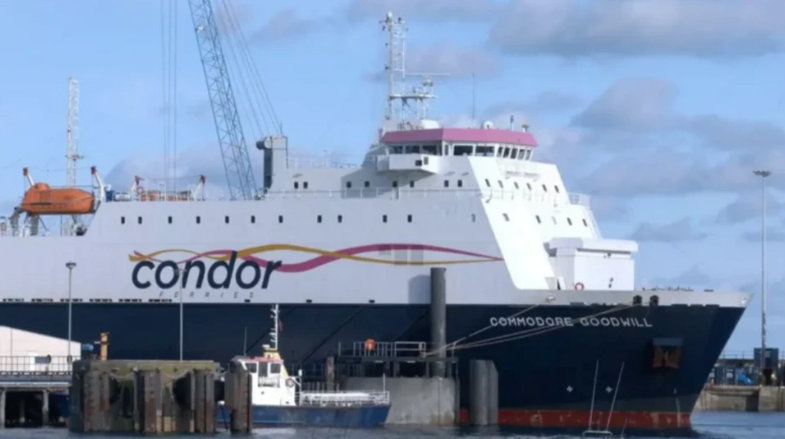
[0,11,750,434]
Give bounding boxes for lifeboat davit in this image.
[20,183,96,215]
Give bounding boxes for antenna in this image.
[64,77,83,236]
[270,304,280,352]
[472,72,476,127]
[381,12,441,124]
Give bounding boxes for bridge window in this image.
[510,148,518,159]
[390,145,403,154]
[421,144,438,155]
[476,146,494,157]
[405,145,420,154]
[453,145,473,156]
[503,147,511,158]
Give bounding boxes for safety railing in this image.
[0,355,76,375]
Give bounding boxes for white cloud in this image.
[489,0,785,59]
[628,218,708,242]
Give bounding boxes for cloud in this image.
[343,0,502,23]
[488,0,785,59]
[526,91,583,114]
[589,196,629,222]
[628,218,708,243]
[740,227,785,243]
[250,9,324,44]
[571,78,678,131]
[716,191,783,224]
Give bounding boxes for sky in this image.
[1,0,785,353]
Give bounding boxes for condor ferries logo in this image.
[129,243,504,300]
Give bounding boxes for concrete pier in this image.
[68,360,219,434]
[695,385,785,412]
[340,377,457,425]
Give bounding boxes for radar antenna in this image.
[381,12,444,123]
[64,77,83,236]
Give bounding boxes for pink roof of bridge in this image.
[381,128,538,147]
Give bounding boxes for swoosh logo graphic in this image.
[129,244,503,273]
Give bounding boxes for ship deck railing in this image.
[0,355,74,377]
[339,341,444,359]
[298,390,390,407]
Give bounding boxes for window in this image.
[364,181,370,188]
[554,185,560,193]
[407,214,412,223]
[196,216,201,224]
[346,182,352,189]
[535,215,541,224]
[303,182,309,189]
[514,182,520,189]
[317,215,322,223]
[294,182,299,189]
[392,181,398,188]
[476,146,494,156]
[168,216,172,224]
[137,216,143,224]
[542,184,548,192]
[526,183,532,190]
[383,215,388,223]
[453,145,473,156]
[583,219,589,227]
[498,180,504,189]
[458,180,463,188]
[444,180,449,188]
[121,216,125,224]
[251,215,256,224]
[337,215,343,223]
[278,215,283,224]
[225,216,230,224]
[567,218,573,226]
[503,213,510,222]
[409,181,414,188]
[551,216,557,225]
[471,213,476,222]
[485,179,491,187]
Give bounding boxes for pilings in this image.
[430,267,447,378]
[69,360,219,434]
[469,360,498,426]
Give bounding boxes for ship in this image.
[0,11,750,435]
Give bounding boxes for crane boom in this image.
[188,0,257,201]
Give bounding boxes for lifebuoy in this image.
[365,338,376,352]
[574,282,585,291]
[285,378,295,388]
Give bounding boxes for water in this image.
[0,413,782,438]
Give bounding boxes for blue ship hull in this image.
[217,404,389,428]
[0,302,745,432]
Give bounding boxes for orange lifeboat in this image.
[20,182,95,215]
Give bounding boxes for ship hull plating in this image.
[0,302,743,431]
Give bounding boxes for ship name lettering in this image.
[132,251,282,291]
[489,316,652,328]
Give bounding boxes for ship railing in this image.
[0,355,76,375]
[286,156,362,169]
[345,341,430,358]
[299,390,390,407]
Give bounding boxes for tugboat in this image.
[218,305,391,428]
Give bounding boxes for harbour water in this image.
[0,412,783,439]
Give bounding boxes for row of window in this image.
[386,143,534,161]
[292,179,561,193]
[120,213,590,228]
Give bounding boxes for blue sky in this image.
[2,0,785,353]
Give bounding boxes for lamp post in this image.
[753,169,771,377]
[178,267,186,361]
[65,261,76,363]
